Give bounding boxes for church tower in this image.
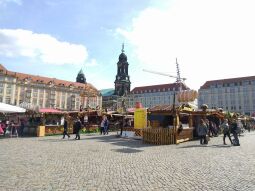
[76,69,86,84]
[114,43,131,96]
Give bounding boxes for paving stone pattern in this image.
[0,132,255,191]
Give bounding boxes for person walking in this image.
[221,119,233,145]
[104,116,109,135]
[74,117,81,140]
[197,119,208,145]
[100,115,106,135]
[62,119,70,139]
[231,118,240,146]
[18,119,25,137]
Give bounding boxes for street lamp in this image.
[120,93,127,136]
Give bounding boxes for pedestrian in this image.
[74,117,81,140]
[18,119,25,137]
[197,119,208,145]
[62,119,70,139]
[247,122,251,133]
[208,120,213,137]
[100,115,106,135]
[230,118,240,146]
[0,121,4,135]
[104,116,109,135]
[221,119,233,145]
[127,119,132,127]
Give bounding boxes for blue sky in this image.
[1,0,255,91]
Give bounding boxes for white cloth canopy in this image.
[0,102,26,113]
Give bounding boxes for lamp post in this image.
[120,93,127,136]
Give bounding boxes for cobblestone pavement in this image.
[1,131,255,191]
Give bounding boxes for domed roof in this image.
[118,43,128,61]
[119,52,127,61]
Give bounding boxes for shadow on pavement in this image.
[111,148,143,153]
[84,134,157,149]
[36,134,156,150]
[177,144,232,149]
[38,138,78,142]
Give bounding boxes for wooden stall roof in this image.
[67,110,101,117]
[179,109,225,118]
[148,105,174,113]
[148,105,225,118]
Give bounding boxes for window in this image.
[6,89,12,94]
[32,98,37,105]
[5,97,11,104]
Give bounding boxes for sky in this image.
[1,0,255,91]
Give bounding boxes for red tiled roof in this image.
[0,64,7,73]
[131,83,189,94]
[200,76,255,89]
[0,64,99,94]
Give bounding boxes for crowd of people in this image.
[197,117,245,146]
[0,119,25,137]
[62,115,110,140]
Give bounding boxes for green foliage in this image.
[80,128,99,134]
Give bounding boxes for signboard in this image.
[134,108,147,129]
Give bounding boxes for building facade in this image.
[121,83,190,109]
[114,44,131,96]
[0,64,102,111]
[198,76,255,115]
[100,88,117,111]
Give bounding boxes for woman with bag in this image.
[221,119,233,145]
[197,119,208,145]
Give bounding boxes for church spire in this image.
[122,43,125,53]
[76,68,86,84]
[114,43,131,96]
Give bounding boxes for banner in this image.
[134,108,147,129]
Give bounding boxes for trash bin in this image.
[37,126,45,137]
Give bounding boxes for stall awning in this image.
[39,108,62,114]
[0,102,26,113]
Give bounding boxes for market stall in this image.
[144,104,194,145]
[0,103,26,137]
[39,108,65,136]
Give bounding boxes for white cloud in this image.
[0,0,22,6]
[85,59,99,67]
[117,0,255,90]
[0,29,88,65]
